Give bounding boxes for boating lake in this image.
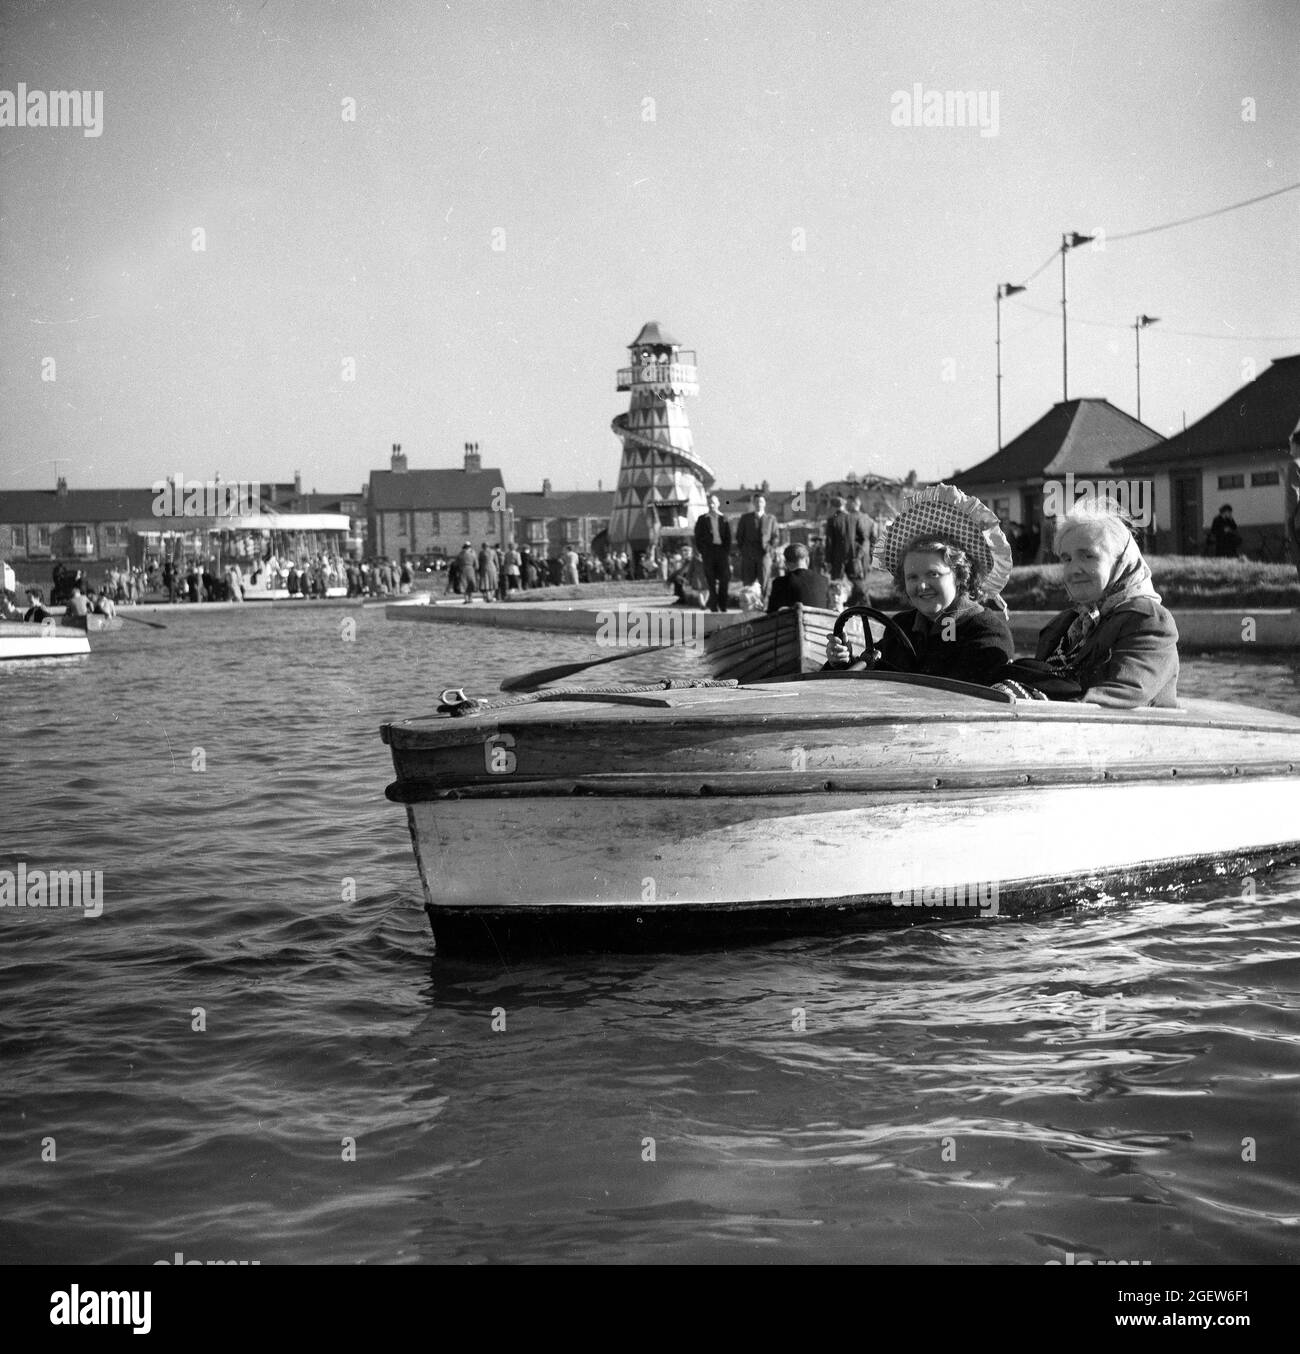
[1,605,1298,1266]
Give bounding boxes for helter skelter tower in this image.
[608,321,714,555]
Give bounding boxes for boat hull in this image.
[399,782,1300,950]
[60,612,123,632]
[382,674,1300,952]
[0,621,91,660]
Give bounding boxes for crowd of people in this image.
[437,541,653,602]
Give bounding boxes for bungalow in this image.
[1113,354,1300,557]
[366,444,509,560]
[951,398,1163,558]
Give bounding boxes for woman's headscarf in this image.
[1046,507,1160,671]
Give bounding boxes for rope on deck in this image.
[438,678,739,717]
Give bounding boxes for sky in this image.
[1,0,1297,497]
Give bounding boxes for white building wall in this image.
[1201,459,1287,528]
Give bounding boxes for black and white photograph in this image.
[2,0,1298,1308]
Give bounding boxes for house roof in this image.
[629,321,680,349]
[1114,354,1300,469]
[510,490,614,518]
[285,492,364,514]
[367,468,505,511]
[0,488,158,523]
[952,399,1162,487]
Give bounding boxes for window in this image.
[9,525,25,550]
[461,511,471,535]
[430,511,440,536]
[36,525,50,548]
[1250,470,1279,487]
[993,498,1010,519]
[1217,474,1244,490]
[397,513,407,538]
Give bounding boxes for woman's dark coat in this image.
[1034,597,1179,707]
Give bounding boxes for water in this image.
[1,607,1298,1264]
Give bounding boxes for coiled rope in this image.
[438,678,739,717]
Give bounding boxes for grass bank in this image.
[1001,557,1300,610]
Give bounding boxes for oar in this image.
[117,613,167,630]
[501,645,670,691]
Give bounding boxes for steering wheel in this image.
[831,606,918,670]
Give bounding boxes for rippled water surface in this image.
[1,607,1298,1265]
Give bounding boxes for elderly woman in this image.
[997,504,1179,707]
[826,484,1015,685]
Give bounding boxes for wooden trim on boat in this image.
[386,757,1298,802]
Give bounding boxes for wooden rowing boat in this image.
[381,662,1300,953]
[0,620,91,661]
[503,604,863,690]
[59,613,124,633]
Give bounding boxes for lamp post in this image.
[1060,231,1095,401]
[1134,314,1159,423]
[996,283,1026,451]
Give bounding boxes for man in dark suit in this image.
[767,543,831,612]
[823,495,863,582]
[693,493,733,612]
[847,494,876,578]
[736,492,781,592]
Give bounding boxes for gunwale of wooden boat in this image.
[384,672,1300,747]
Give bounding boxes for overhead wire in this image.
[1007,297,1300,342]
[1000,182,1300,342]
[1106,181,1300,242]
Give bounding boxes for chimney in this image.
[464,441,482,473]
[542,478,552,496]
[56,475,68,498]
[293,469,302,494]
[390,442,407,473]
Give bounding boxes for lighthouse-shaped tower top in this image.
[609,321,713,556]
[616,322,699,398]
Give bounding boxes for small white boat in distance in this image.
[0,620,91,661]
[381,668,1300,953]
